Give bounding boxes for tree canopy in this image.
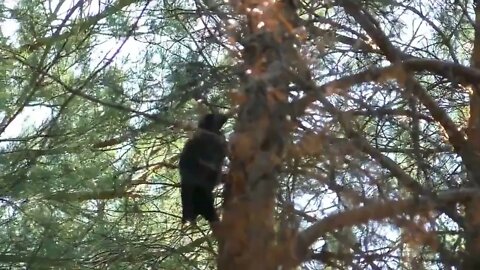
[1,0,480,269]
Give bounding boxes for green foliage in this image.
[0,0,478,269]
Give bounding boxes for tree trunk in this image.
[463,1,480,268]
[216,0,304,269]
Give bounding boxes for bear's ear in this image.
[198,113,228,131]
[197,114,215,130]
[213,114,228,130]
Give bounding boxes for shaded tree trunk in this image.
[463,1,480,268]
[216,0,304,269]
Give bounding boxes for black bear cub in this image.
[179,113,228,223]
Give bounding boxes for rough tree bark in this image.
[216,0,305,269]
[463,1,480,268]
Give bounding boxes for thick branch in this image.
[295,188,480,263]
[293,58,480,116]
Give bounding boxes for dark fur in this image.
[179,113,228,223]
